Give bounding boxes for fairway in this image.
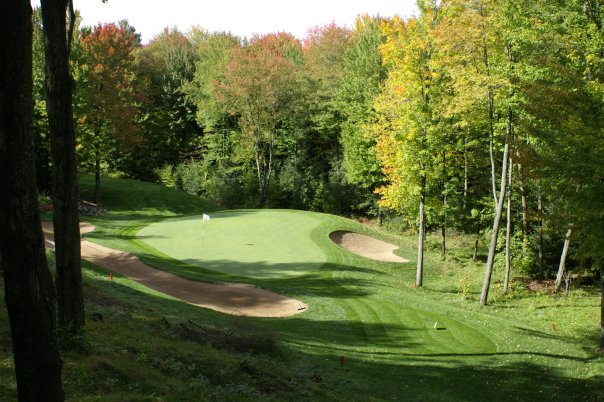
[137,210,326,278]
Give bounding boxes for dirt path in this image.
[329,231,409,263]
[43,222,308,318]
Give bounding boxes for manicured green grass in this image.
[1,177,601,401]
[138,210,327,278]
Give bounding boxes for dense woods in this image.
[30,0,604,335]
[2,0,604,397]
[34,1,602,309]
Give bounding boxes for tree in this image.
[0,0,63,398]
[40,0,83,333]
[375,5,442,287]
[75,22,140,205]
[337,16,386,214]
[133,27,200,179]
[216,33,302,206]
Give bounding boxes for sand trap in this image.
[329,231,409,263]
[42,222,308,318]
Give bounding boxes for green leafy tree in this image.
[215,33,302,206]
[337,15,387,214]
[374,5,444,286]
[133,28,200,179]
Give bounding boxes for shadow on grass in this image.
[79,268,604,402]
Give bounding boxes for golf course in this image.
[2,176,599,401]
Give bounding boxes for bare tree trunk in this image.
[441,152,447,258]
[41,0,83,333]
[463,136,468,212]
[416,174,426,287]
[488,91,497,206]
[517,162,528,237]
[481,30,497,207]
[94,144,101,206]
[441,224,446,258]
[503,157,513,294]
[554,226,573,292]
[0,1,64,398]
[600,265,604,353]
[480,112,511,306]
[473,238,479,262]
[537,194,545,279]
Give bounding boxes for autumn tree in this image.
[216,33,302,206]
[0,0,63,398]
[374,4,443,287]
[74,22,140,205]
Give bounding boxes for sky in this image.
[31,0,418,43]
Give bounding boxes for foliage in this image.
[132,28,200,180]
[74,22,140,182]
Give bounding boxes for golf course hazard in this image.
[137,210,327,278]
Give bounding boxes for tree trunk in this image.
[95,143,101,206]
[463,136,468,212]
[441,224,446,259]
[600,265,604,353]
[416,174,426,287]
[441,152,447,258]
[479,113,511,306]
[481,29,497,207]
[503,157,513,294]
[517,162,528,237]
[537,194,545,279]
[473,238,479,262]
[488,91,497,206]
[41,0,84,333]
[554,226,573,292]
[0,1,64,398]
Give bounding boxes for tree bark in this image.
[554,226,573,292]
[441,224,446,259]
[537,194,545,279]
[416,174,426,287]
[463,136,468,211]
[41,0,84,333]
[0,0,64,398]
[95,143,101,206]
[517,162,528,237]
[472,238,479,262]
[487,91,497,207]
[503,157,513,294]
[480,112,511,306]
[600,265,604,353]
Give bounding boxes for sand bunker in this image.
[42,222,307,318]
[329,231,409,263]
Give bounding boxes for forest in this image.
[1,0,603,400]
[29,0,603,304]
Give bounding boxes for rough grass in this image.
[0,176,602,401]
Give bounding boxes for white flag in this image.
[202,213,211,221]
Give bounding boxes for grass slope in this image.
[0,177,601,401]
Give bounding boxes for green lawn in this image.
[1,176,601,401]
[138,210,327,278]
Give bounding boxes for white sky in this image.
[32,0,417,43]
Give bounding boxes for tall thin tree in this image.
[40,0,84,332]
[0,0,64,398]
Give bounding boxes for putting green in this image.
[137,210,326,278]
